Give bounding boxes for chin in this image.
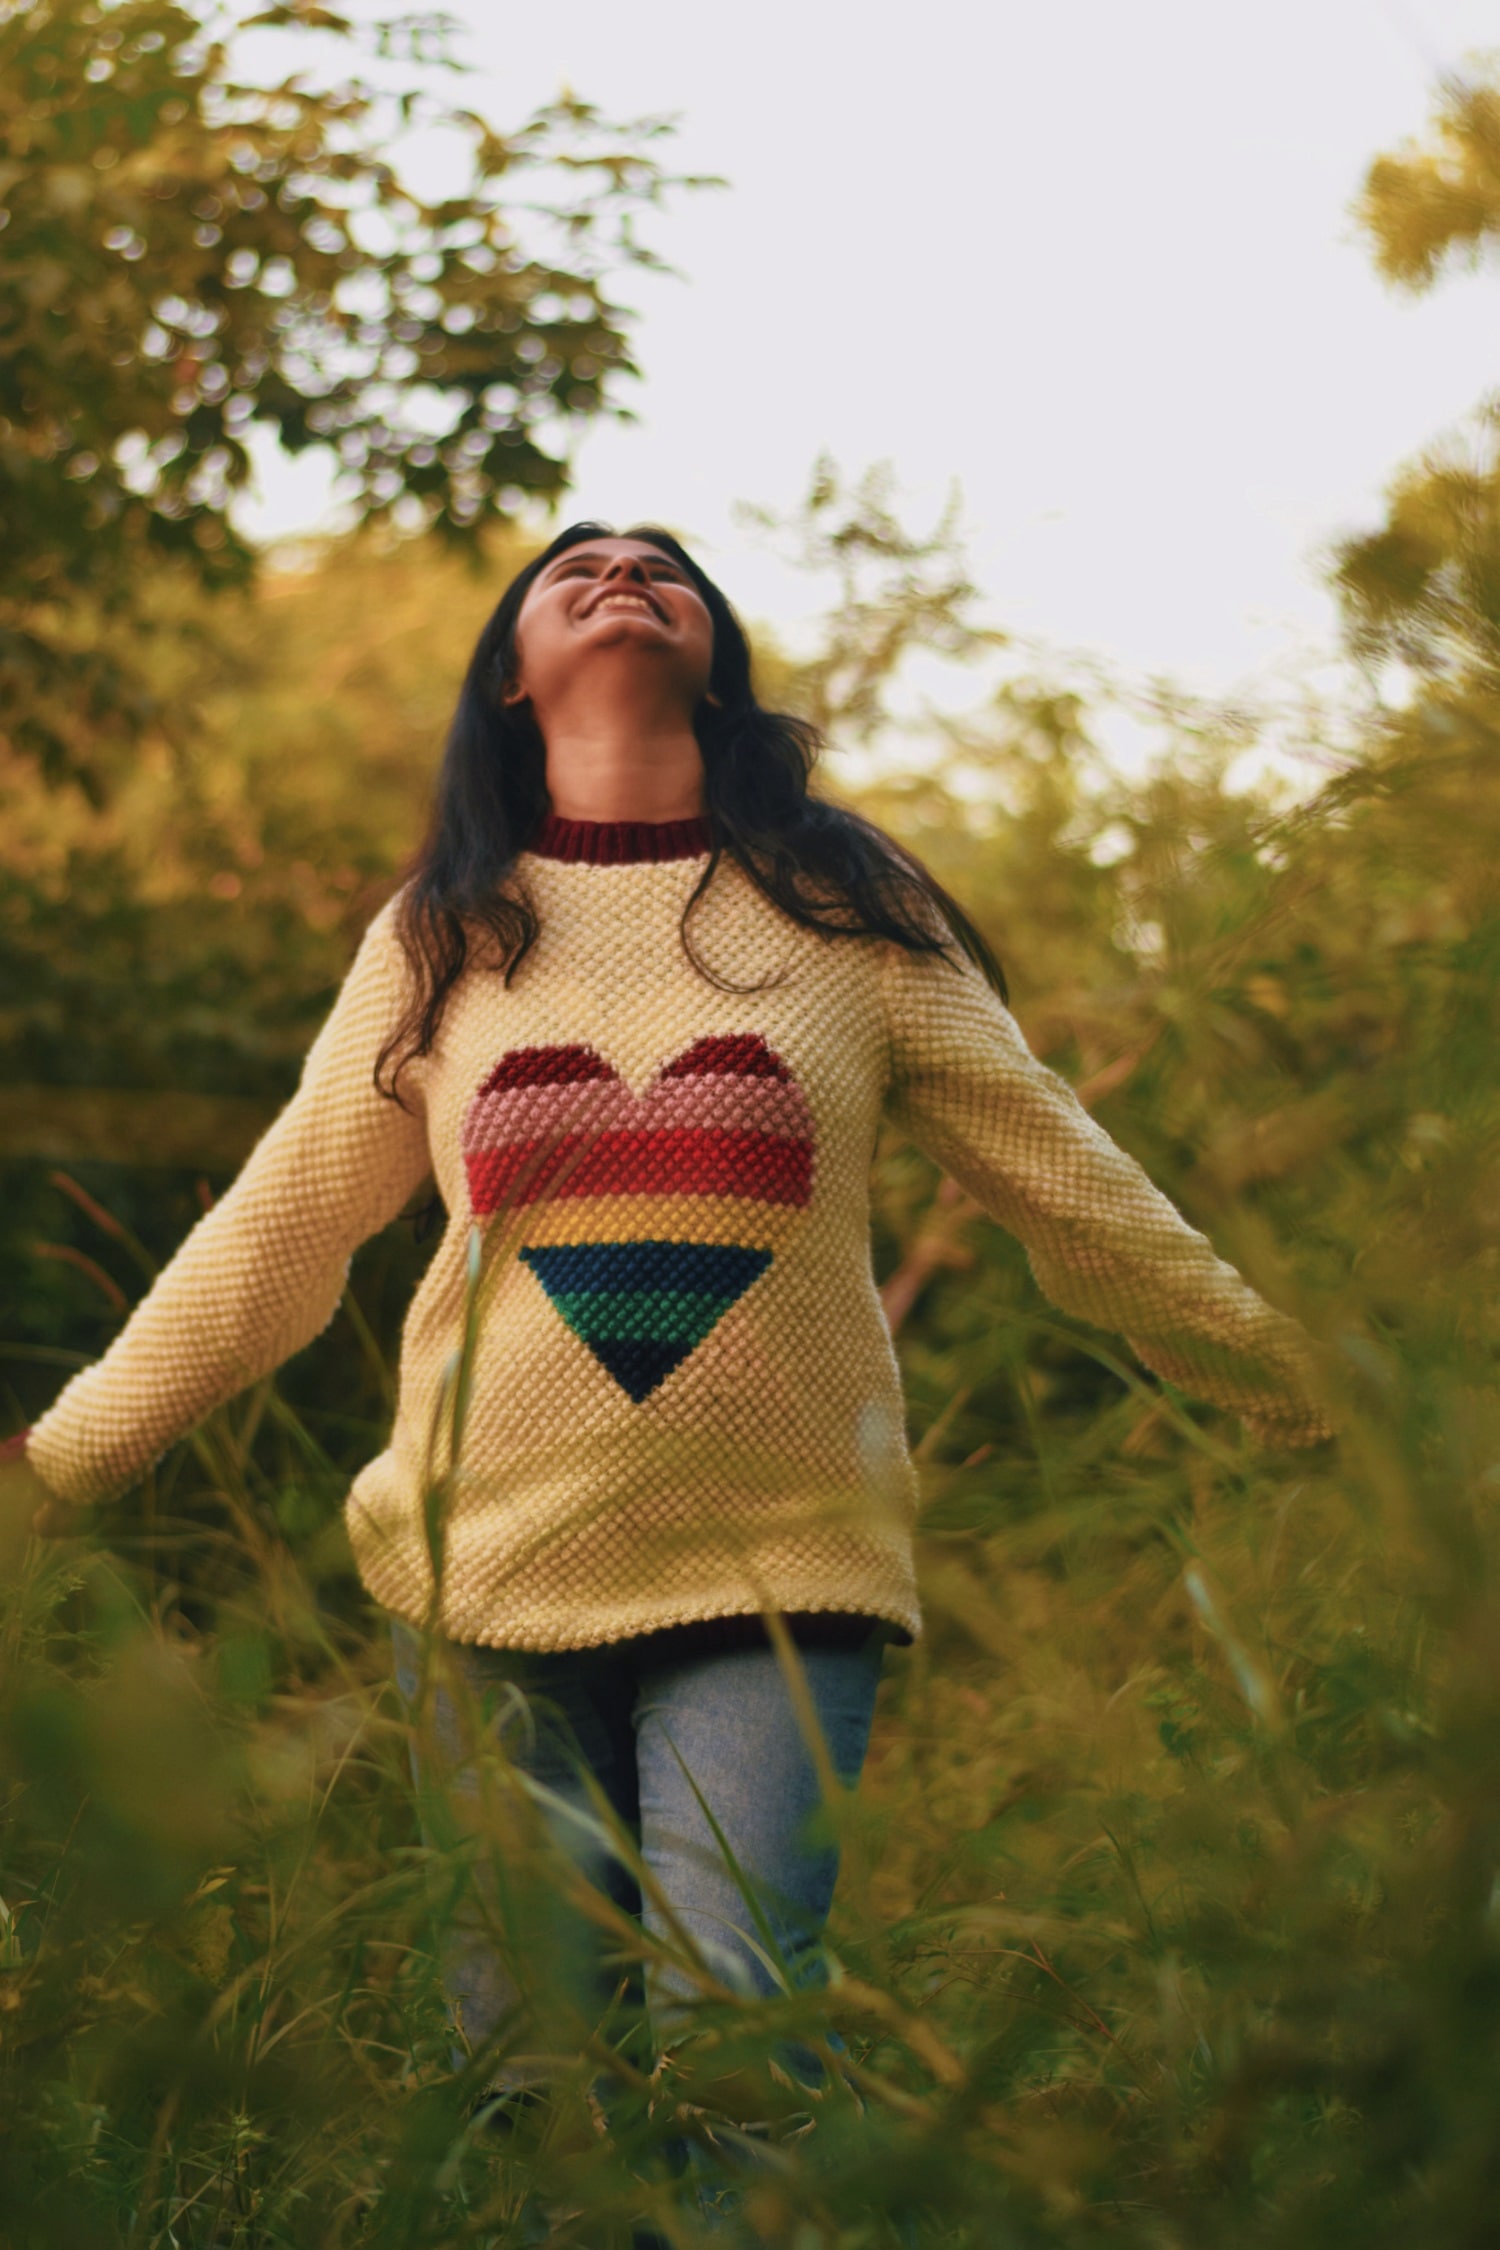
[581,617,670,644]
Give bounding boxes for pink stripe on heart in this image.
[462,1069,813,1153]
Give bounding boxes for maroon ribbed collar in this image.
[528,812,713,865]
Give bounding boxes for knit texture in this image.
[26,824,1334,1649]
[527,810,714,864]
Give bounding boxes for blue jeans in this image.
[389,1616,886,2100]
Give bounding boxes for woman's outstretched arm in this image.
[24,897,433,1506]
[880,943,1336,1447]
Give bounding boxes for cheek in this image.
[512,598,562,680]
[688,611,716,676]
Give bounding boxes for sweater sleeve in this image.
[26,897,433,1505]
[879,943,1335,1447]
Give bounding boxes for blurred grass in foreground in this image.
[2,1239,1498,2246]
[4,694,1500,2242]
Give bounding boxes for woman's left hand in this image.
[0,1435,93,1541]
[1263,1429,1341,1468]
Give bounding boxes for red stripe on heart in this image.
[467,1127,813,1213]
[661,1035,792,1081]
[475,1044,614,1095]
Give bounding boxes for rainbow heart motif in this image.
[461,1036,815,1401]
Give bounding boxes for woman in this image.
[6,522,1333,2212]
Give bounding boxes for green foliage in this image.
[1337,62,1500,690]
[737,457,1007,742]
[1351,63,1500,293]
[4,501,1499,2241]
[0,0,697,791]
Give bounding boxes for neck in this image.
[538,680,706,824]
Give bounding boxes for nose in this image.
[601,554,649,585]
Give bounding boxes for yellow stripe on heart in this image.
[516,1193,804,1255]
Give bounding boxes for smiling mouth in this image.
[584,587,667,622]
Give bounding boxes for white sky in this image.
[240,0,1500,740]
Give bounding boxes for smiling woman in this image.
[501,538,717,821]
[376,519,1008,1099]
[11,517,1335,2234]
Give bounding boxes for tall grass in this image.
[4,1217,1499,2243]
[5,672,1499,2242]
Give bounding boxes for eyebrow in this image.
[541,548,684,579]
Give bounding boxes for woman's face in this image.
[505,536,715,719]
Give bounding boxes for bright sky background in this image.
[241,0,1500,747]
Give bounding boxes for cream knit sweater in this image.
[27,815,1332,1648]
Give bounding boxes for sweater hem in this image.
[358,1568,921,1655]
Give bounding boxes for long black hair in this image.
[376,520,1006,1098]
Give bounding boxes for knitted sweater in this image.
[26,814,1332,1649]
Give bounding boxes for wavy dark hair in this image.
[375,520,1006,1099]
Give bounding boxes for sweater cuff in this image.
[1241,1398,1341,1449]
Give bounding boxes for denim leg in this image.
[390,1618,643,2090]
[630,1634,885,2232]
[631,1633,884,2054]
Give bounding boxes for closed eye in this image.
[544,553,689,585]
